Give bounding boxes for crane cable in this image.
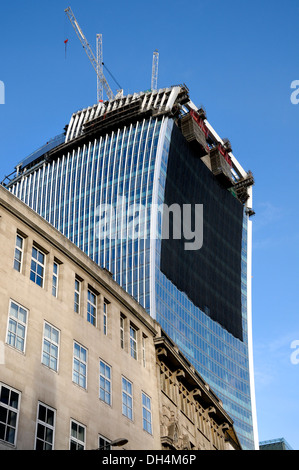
[64,39,69,59]
[102,62,122,90]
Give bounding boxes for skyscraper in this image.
[3,85,258,449]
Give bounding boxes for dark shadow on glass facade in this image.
[160,123,244,340]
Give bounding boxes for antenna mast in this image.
[151,50,159,91]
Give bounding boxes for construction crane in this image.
[151,50,159,91]
[64,6,115,101]
[96,34,103,102]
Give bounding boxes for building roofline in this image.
[4,85,253,209]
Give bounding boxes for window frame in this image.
[30,245,46,288]
[98,434,111,451]
[41,322,60,372]
[0,383,21,447]
[99,359,112,406]
[121,376,133,421]
[69,419,86,450]
[72,341,88,390]
[103,300,108,336]
[13,233,24,273]
[130,324,138,360]
[6,299,28,354]
[142,392,153,435]
[120,315,125,349]
[74,278,81,314]
[34,402,56,450]
[87,289,97,326]
[52,261,59,298]
[142,334,146,368]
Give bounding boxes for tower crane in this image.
[96,33,103,102]
[64,6,115,101]
[151,50,159,91]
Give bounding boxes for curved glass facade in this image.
[8,99,256,449]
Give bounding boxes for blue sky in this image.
[1,0,299,450]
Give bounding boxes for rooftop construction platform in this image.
[2,85,254,210]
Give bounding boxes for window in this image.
[52,261,59,297]
[42,323,60,372]
[70,420,85,450]
[142,335,146,367]
[30,246,45,288]
[6,300,28,353]
[120,315,125,349]
[98,435,111,450]
[73,342,87,389]
[35,402,55,450]
[87,289,97,326]
[74,278,81,314]
[122,377,133,420]
[99,360,111,405]
[13,234,24,273]
[142,392,152,434]
[0,383,20,446]
[130,325,137,360]
[103,301,108,335]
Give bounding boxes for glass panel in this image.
[44,323,51,339]
[0,422,5,440]
[0,406,8,423]
[13,259,21,271]
[45,427,53,443]
[10,302,18,319]
[19,307,27,323]
[51,328,59,344]
[0,387,9,405]
[70,439,77,450]
[8,319,17,334]
[6,426,15,444]
[71,421,77,438]
[38,251,45,264]
[14,250,22,262]
[16,235,23,249]
[38,405,46,422]
[35,438,44,450]
[79,376,86,388]
[7,410,17,427]
[80,348,86,362]
[47,409,54,426]
[78,425,84,442]
[32,247,38,260]
[37,423,45,439]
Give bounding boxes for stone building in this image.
[0,186,240,450]
[155,334,241,450]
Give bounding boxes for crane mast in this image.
[64,6,114,101]
[96,34,103,102]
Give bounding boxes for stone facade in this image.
[155,336,241,450]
